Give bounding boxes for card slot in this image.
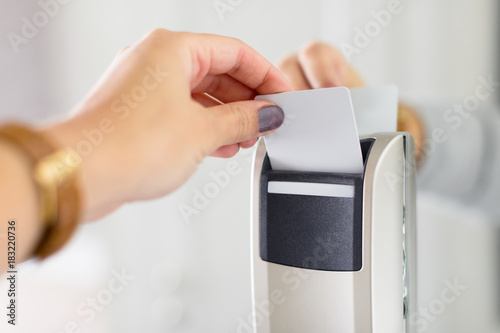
[259,154,364,271]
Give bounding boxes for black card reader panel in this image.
[259,138,374,272]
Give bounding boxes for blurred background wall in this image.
[0,0,499,332]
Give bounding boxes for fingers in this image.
[208,101,284,148]
[277,54,312,91]
[340,62,365,88]
[239,138,258,149]
[297,42,343,89]
[210,144,240,158]
[209,138,257,158]
[193,93,243,158]
[194,93,259,155]
[182,32,294,95]
[192,93,239,157]
[192,74,256,103]
[191,93,222,107]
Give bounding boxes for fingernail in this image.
[258,105,285,133]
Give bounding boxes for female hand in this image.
[42,29,293,221]
[277,42,364,90]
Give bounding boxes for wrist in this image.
[41,113,122,221]
[0,124,82,259]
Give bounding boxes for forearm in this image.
[415,102,500,217]
[0,141,41,274]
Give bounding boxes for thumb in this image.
[210,100,285,147]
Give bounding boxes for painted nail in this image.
[258,105,285,133]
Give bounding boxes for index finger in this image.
[181,32,294,95]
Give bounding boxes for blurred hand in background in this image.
[277,42,364,90]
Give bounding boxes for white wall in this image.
[0,1,499,332]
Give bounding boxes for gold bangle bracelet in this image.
[0,124,81,259]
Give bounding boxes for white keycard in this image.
[255,87,364,174]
